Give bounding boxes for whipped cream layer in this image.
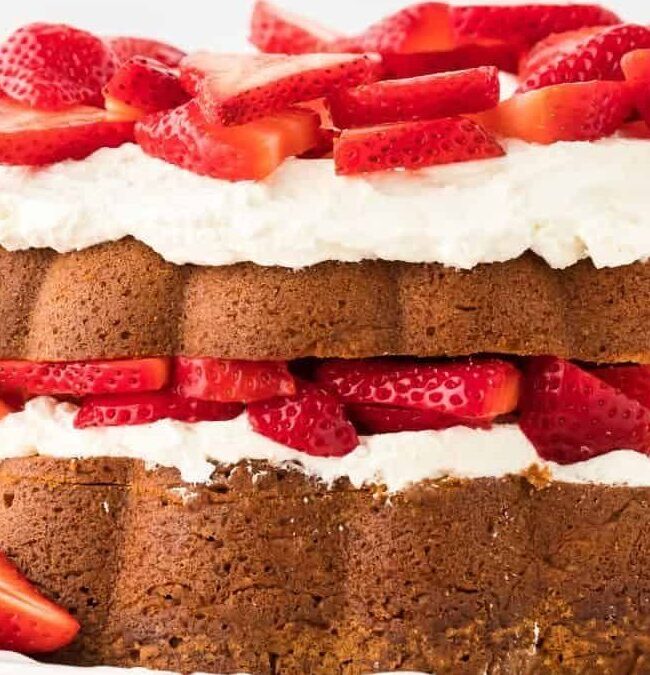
[3,397,650,491]
[1,138,650,270]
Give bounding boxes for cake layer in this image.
[2,239,650,362]
[2,457,650,674]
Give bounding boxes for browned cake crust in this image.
[2,238,650,363]
[2,456,650,674]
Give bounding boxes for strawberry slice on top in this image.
[0,23,116,109]
[106,35,186,67]
[0,551,79,653]
[621,49,650,126]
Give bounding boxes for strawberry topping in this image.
[621,49,650,126]
[106,36,186,67]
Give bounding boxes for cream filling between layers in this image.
[2,397,650,491]
[1,138,650,270]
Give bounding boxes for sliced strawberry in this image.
[347,404,489,434]
[248,381,359,457]
[452,4,620,51]
[334,116,504,175]
[106,36,186,67]
[519,357,650,464]
[250,0,343,54]
[74,391,243,428]
[619,119,650,139]
[0,357,170,396]
[104,56,190,117]
[591,365,650,409]
[0,97,134,165]
[519,24,650,93]
[621,49,650,125]
[0,551,79,653]
[135,100,319,180]
[328,66,499,128]
[179,53,273,97]
[477,81,632,144]
[0,398,14,420]
[315,358,520,420]
[175,357,296,403]
[0,23,115,109]
[193,52,381,126]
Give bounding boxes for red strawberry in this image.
[591,365,650,409]
[519,357,650,464]
[175,357,296,403]
[452,4,620,51]
[0,97,134,165]
[193,52,381,126]
[0,398,14,420]
[0,357,169,396]
[104,56,190,117]
[250,0,343,54]
[477,81,632,144]
[333,116,504,175]
[519,24,650,92]
[0,551,79,653]
[135,100,319,180]
[106,36,186,67]
[0,23,115,109]
[316,358,521,420]
[621,49,650,125]
[619,119,650,139]
[328,66,499,128]
[347,404,489,434]
[248,381,359,457]
[74,391,243,428]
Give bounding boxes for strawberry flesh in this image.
[621,49,650,126]
[334,116,504,175]
[328,66,499,128]
[0,357,170,396]
[248,381,359,457]
[74,391,243,428]
[0,23,115,109]
[106,36,186,67]
[0,551,79,653]
[135,100,320,180]
[519,357,650,464]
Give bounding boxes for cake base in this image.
[1,457,650,674]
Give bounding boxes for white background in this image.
[0,0,647,52]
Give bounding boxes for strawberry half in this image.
[315,358,521,420]
[250,0,343,54]
[0,97,134,165]
[135,100,319,180]
[104,56,190,117]
[452,4,620,51]
[74,391,243,428]
[193,52,381,126]
[328,66,499,128]
[106,36,186,67]
[519,357,650,464]
[519,24,650,93]
[0,23,115,109]
[333,116,504,175]
[248,381,359,457]
[175,357,296,403]
[621,49,650,126]
[477,81,632,144]
[0,551,79,653]
[0,357,170,396]
[591,365,650,409]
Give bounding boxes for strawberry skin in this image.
[0,23,115,109]
[0,357,170,396]
[592,365,650,409]
[316,358,520,420]
[250,0,342,54]
[74,391,243,428]
[104,56,190,116]
[329,66,499,128]
[477,81,633,144]
[0,551,79,653]
[175,357,296,403]
[334,117,504,175]
[106,36,186,67]
[519,357,650,464]
[135,100,319,181]
[621,49,650,125]
[519,24,650,92]
[248,381,359,457]
[195,52,381,126]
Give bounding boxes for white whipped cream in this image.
[1,138,650,270]
[3,397,650,491]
